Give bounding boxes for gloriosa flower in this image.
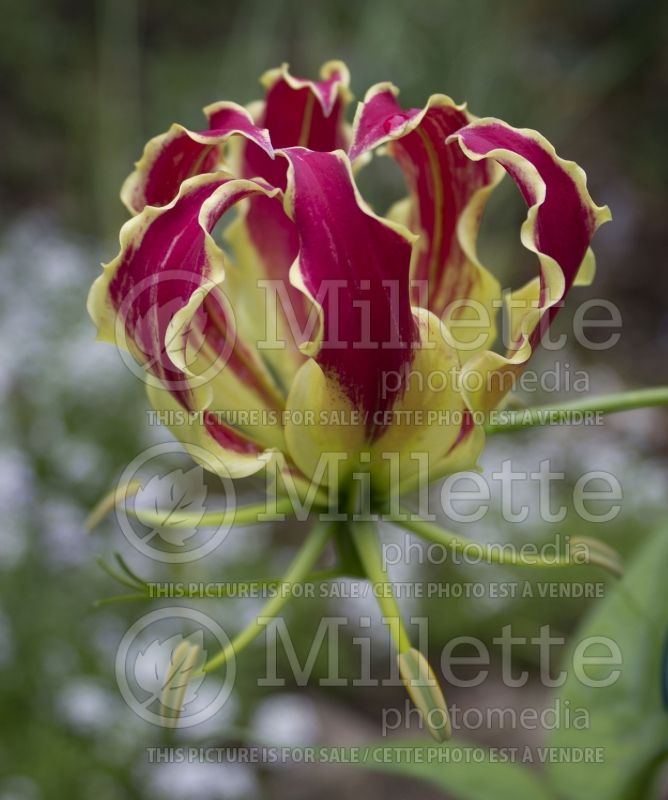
[88,59,609,496]
[88,62,612,738]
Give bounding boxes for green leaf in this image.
[546,528,668,800]
[349,742,553,799]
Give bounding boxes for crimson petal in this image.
[280,147,418,433]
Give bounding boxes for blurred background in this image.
[0,0,667,798]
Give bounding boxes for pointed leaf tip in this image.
[159,635,205,727]
[570,536,624,578]
[398,648,452,742]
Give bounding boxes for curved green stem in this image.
[96,556,145,590]
[87,487,304,533]
[351,522,453,741]
[203,522,332,673]
[391,509,622,575]
[114,553,148,587]
[486,386,668,435]
[350,522,411,654]
[128,495,298,529]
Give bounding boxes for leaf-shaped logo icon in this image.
[116,606,235,726]
[135,466,208,547]
[134,630,206,713]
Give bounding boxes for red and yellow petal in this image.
[284,307,475,496]
[88,172,289,475]
[226,62,353,381]
[257,60,351,153]
[144,383,279,480]
[281,147,419,432]
[121,102,274,214]
[350,85,504,359]
[449,119,611,411]
[278,148,475,493]
[283,358,368,486]
[370,308,472,493]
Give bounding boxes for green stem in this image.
[128,495,298,529]
[203,523,332,673]
[485,386,668,435]
[391,509,622,574]
[114,553,148,587]
[350,522,411,654]
[94,592,147,607]
[96,557,144,590]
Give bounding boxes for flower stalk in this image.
[393,510,623,576]
[485,386,668,435]
[350,521,452,741]
[203,522,332,673]
[350,522,412,655]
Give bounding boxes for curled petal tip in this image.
[450,118,609,411]
[260,60,351,118]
